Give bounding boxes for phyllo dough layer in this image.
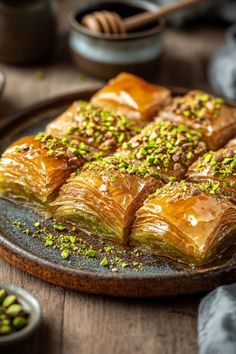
[131,181,236,265]
[157,90,236,150]
[225,136,236,148]
[91,73,171,125]
[0,134,96,205]
[46,101,140,154]
[119,121,207,182]
[52,156,163,243]
[187,148,236,204]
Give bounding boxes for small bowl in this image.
[0,283,41,346]
[68,0,164,80]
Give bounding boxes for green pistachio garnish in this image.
[58,101,140,153]
[85,249,96,258]
[194,148,236,180]
[53,223,66,231]
[83,122,205,182]
[34,133,94,166]
[171,91,224,123]
[100,256,109,267]
[151,180,224,201]
[61,249,71,259]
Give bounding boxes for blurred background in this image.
[0,0,236,117]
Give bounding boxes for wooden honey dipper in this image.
[81,0,207,34]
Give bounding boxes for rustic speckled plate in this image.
[0,85,236,298]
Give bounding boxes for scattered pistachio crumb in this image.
[85,249,96,258]
[61,250,70,259]
[54,223,66,231]
[34,221,41,228]
[100,256,109,267]
[34,69,44,80]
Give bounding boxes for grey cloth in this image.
[209,40,236,101]
[152,0,236,26]
[198,283,236,354]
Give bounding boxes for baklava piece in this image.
[0,134,96,206]
[131,181,236,265]
[53,156,163,243]
[157,90,236,150]
[46,101,140,155]
[91,73,171,126]
[187,147,236,204]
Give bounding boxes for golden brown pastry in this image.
[52,156,163,243]
[0,134,96,206]
[131,181,236,265]
[187,147,236,204]
[91,73,171,125]
[157,90,236,150]
[225,136,236,148]
[52,121,206,242]
[46,101,140,154]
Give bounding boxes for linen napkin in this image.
[153,0,236,26]
[198,283,236,354]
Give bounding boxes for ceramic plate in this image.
[0,86,235,297]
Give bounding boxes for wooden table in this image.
[0,1,227,353]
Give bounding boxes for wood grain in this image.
[0,0,226,353]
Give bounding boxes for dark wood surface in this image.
[0,1,228,353]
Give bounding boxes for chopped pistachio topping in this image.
[109,122,206,178]
[35,132,95,166]
[85,249,96,258]
[61,249,71,259]
[151,180,225,201]
[170,91,224,124]
[83,155,161,181]
[60,101,140,152]
[12,221,24,228]
[193,148,236,181]
[53,223,66,231]
[83,122,205,181]
[100,256,109,267]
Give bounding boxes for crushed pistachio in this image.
[12,221,24,228]
[53,223,66,231]
[56,101,140,153]
[192,148,236,182]
[61,250,70,259]
[150,180,226,201]
[35,133,94,166]
[100,256,109,267]
[12,220,143,272]
[85,249,96,258]
[84,121,205,182]
[170,91,224,124]
[34,221,41,228]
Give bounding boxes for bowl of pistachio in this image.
[0,284,41,345]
